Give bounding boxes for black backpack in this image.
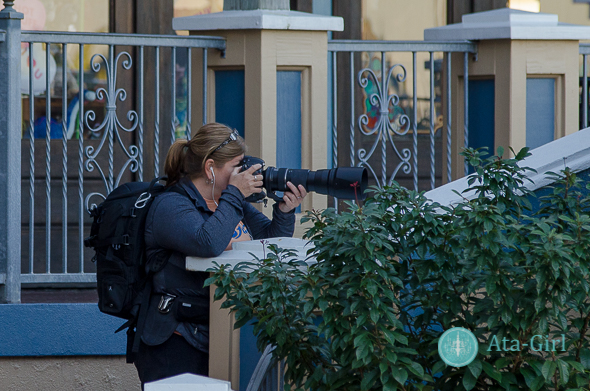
[84,177,187,362]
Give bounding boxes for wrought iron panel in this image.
[19,32,225,286]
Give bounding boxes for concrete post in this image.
[426,8,590,179]
[0,0,23,303]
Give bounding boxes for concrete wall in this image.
[0,304,139,390]
[541,0,590,30]
[0,356,139,391]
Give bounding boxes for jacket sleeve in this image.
[242,200,296,240]
[147,185,246,258]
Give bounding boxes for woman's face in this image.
[212,154,245,197]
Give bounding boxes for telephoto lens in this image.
[239,156,368,202]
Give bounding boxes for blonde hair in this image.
[164,123,246,187]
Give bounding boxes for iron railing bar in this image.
[28,43,35,274]
[187,47,192,139]
[155,46,160,177]
[583,54,588,129]
[45,43,51,274]
[446,52,452,184]
[108,45,115,192]
[78,44,85,272]
[349,51,355,169]
[331,51,338,212]
[412,52,418,191]
[21,31,226,49]
[61,43,68,272]
[429,52,435,190]
[139,46,144,181]
[203,48,207,126]
[171,46,176,145]
[464,51,469,176]
[380,51,387,188]
[328,39,477,53]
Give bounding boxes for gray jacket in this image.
[142,176,296,351]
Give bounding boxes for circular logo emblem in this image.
[438,327,479,367]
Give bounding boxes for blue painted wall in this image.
[468,79,495,160]
[239,322,262,390]
[276,71,302,170]
[215,70,245,138]
[276,70,302,213]
[526,78,555,150]
[0,304,126,356]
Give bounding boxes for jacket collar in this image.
[176,176,211,212]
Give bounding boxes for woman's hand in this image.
[229,164,264,198]
[278,181,307,213]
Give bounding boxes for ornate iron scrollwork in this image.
[357,63,412,188]
[84,50,139,213]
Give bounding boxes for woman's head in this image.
[164,123,246,186]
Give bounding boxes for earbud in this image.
[209,167,215,181]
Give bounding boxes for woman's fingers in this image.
[286,182,307,200]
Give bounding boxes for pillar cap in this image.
[173,9,343,32]
[425,7,590,41]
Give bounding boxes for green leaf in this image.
[463,369,477,391]
[565,360,585,373]
[468,359,482,379]
[495,357,509,370]
[530,375,545,391]
[580,349,590,370]
[482,361,502,383]
[392,368,407,385]
[407,361,425,379]
[360,368,379,390]
[383,379,398,391]
[432,360,446,374]
[541,360,556,381]
[557,359,570,385]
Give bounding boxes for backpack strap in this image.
[124,182,193,363]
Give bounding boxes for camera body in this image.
[238,156,368,204]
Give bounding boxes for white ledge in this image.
[425,8,590,41]
[145,373,232,391]
[425,127,590,207]
[186,237,314,272]
[173,9,344,32]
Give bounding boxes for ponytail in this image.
[164,139,188,187]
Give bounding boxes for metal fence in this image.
[8,28,225,290]
[328,40,477,193]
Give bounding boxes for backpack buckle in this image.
[158,294,177,314]
[134,192,151,209]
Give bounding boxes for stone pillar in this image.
[173,6,342,389]
[426,8,590,179]
[0,0,23,303]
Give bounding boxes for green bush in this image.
[207,147,590,391]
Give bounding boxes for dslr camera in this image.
[238,156,368,203]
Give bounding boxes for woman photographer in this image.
[135,122,307,386]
